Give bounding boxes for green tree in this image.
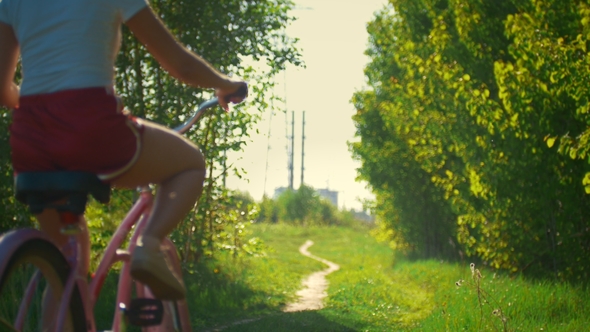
[257,185,345,226]
[353,0,590,279]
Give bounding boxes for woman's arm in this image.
[0,22,19,109]
[125,7,247,110]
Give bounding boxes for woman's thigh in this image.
[111,120,206,189]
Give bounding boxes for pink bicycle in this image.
[0,95,235,331]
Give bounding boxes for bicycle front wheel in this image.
[140,240,191,332]
[163,298,191,332]
[160,240,191,332]
[0,237,86,331]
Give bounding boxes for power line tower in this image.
[288,111,295,190]
[301,111,305,186]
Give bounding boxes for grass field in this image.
[96,222,590,331]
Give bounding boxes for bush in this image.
[257,184,366,226]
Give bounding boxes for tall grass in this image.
[95,222,590,331]
[415,262,590,331]
[201,223,590,331]
[184,222,327,329]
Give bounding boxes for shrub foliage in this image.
[353,0,590,280]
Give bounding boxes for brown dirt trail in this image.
[204,240,339,331]
[282,240,340,312]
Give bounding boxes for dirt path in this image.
[204,240,339,331]
[283,240,340,312]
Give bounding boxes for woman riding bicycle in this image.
[0,0,247,300]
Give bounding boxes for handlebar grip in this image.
[224,84,248,103]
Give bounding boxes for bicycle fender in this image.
[0,229,55,274]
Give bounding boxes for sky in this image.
[226,0,389,211]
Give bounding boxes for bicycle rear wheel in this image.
[0,238,86,331]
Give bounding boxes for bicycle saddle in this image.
[14,171,111,215]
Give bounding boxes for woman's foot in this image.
[130,236,186,300]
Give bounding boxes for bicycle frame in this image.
[0,187,188,332]
[91,187,154,331]
[0,187,155,332]
[92,186,190,331]
[0,94,241,331]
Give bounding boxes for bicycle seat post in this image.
[59,210,84,236]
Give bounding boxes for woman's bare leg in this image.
[36,119,204,302]
[111,120,206,241]
[111,120,206,299]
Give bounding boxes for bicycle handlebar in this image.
[172,98,219,134]
[173,84,248,134]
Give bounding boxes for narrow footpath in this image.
[205,240,341,331]
[283,240,340,312]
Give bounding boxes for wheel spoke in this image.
[0,239,86,331]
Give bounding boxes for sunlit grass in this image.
[304,224,433,330]
[414,262,590,331]
[93,222,590,331]
[184,222,327,329]
[221,223,590,331]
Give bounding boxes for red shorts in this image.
[10,87,144,182]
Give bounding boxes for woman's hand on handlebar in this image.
[216,80,248,111]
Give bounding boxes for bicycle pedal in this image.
[124,298,164,326]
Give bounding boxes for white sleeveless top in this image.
[0,0,147,96]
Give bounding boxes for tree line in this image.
[352,0,590,280]
[256,184,362,226]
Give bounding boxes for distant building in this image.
[273,186,289,199]
[273,186,339,207]
[352,209,374,223]
[317,188,338,207]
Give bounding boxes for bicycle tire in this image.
[161,243,191,332]
[167,301,183,330]
[0,238,87,331]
